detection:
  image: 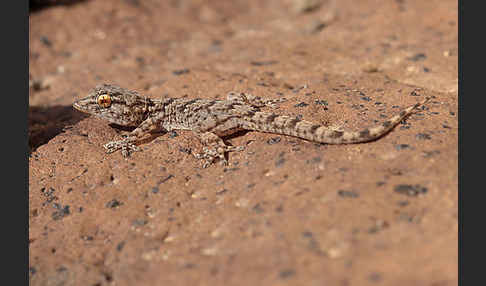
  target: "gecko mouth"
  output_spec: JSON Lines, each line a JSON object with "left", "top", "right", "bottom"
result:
{"left": 72, "top": 101, "right": 86, "bottom": 112}
{"left": 72, "top": 97, "right": 95, "bottom": 113}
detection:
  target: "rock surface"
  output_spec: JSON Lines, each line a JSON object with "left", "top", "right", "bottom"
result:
{"left": 29, "top": 0, "right": 458, "bottom": 285}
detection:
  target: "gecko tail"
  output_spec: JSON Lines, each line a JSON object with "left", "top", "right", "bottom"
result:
{"left": 314, "top": 97, "right": 430, "bottom": 144}
{"left": 244, "top": 98, "right": 429, "bottom": 144}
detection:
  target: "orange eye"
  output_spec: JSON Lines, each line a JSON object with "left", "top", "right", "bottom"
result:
{"left": 97, "top": 94, "right": 112, "bottom": 108}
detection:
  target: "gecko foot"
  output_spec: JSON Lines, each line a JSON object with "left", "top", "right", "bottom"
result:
{"left": 194, "top": 145, "right": 245, "bottom": 168}
{"left": 104, "top": 139, "right": 141, "bottom": 157}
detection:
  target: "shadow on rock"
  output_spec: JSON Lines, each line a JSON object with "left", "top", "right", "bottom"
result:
{"left": 30, "top": 0, "right": 88, "bottom": 13}
{"left": 29, "top": 105, "right": 88, "bottom": 152}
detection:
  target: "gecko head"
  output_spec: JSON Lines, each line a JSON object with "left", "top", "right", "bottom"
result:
{"left": 73, "top": 84, "right": 151, "bottom": 126}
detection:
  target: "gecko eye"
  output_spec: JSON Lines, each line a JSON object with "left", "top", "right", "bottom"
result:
{"left": 97, "top": 94, "right": 112, "bottom": 108}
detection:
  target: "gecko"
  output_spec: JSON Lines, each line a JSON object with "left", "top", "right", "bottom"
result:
{"left": 73, "top": 84, "right": 429, "bottom": 168}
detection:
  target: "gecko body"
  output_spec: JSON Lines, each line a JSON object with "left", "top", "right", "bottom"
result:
{"left": 73, "top": 84, "right": 429, "bottom": 167}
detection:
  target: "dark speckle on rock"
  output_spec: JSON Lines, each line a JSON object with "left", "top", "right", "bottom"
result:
{"left": 394, "top": 184, "right": 428, "bottom": 196}
{"left": 275, "top": 157, "right": 286, "bottom": 167}
{"left": 306, "top": 19, "right": 327, "bottom": 34}
{"left": 252, "top": 203, "right": 264, "bottom": 214}
{"left": 279, "top": 269, "right": 296, "bottom": 279}
{"left": 416, "top": 133, "right": 431, "bottom": 140}
{"left": 169, "top": 131, "right": 178, "bottom": 138}
{"left": 294, "top": 102, "right": 309, "bottom": 108}
{"left": 395, "top": 144, "right": 411, "bottom": 151}
{"left": 368, "top": 220, "right": 389, "bottom": 233}
{"left": 306, "top": 156, "right": 321, "bottom": 164}
{"left": 106, "top": 199, "right": 122, "bottom": 208}
{"left": 223, "top": 167, "right": 240, "bottom": 172}
{"left": 40, "top": 35, "right": 52, "bottom": 47}
{"left": 397, "top": 200, "right": 409, "bottom": 207}
{"left": 302, "top": 231, "right": 313, "bottom": 238}
{"left": 267, "top": 137, "right": 281, "bottom": 145}
{"left": 337, "top": 190, "right": 359, "bottom": 198}
{"left": 250, "top": 60, "right": 278, "bottom": 66}
{"left": 81, "top": 235, "right": 93, "bottom": 241}
{"left": 29, "top": 266, "right": 37, "bottom": 277}
{"left": 136, "top": 56, "right": 145, "bottom": 66}
{"left": 283, "top": 83, "right": 294, "bottom": 90}
{"left": 52, "top": 205, "right": 70, "bottom": 220}
{"left": 410, "top": 89, "right": 422, "bottom": 96}
{"left": 314, "top": 99, "right": 328, "bottom": 106}
{"left": 117, "top": 241, "right": 125, "bottom": 251}
{"left": 423, "top": 150, "right": 440, "bottom": 158}
{"left": 160, "top": 174, "right": 174, "bottom": 184}
{"left": 407, "top": 53, "right": 427, "bottom": 61}
{"left": 398, "top": 212, "right": 418, "bottom": 223}
{"left": 132, "top": 219, "right": 148, "bottom": 227}
{"left": 124, "top": 0, "right": 141, "bottom": 6}
{"left": 172, "top": 68, "right": 190, "bottom": 75}
{"left": 368, "top": 272, "right": 383, "bottom": 282}
{"left": 275, "top": 152, "right": 286, "bottom": 167}
{"left": 184, "top": 263, "right": 196, "bottom": 269}
{"left": 216, "top": 188, "right": 228, "bottom": 195}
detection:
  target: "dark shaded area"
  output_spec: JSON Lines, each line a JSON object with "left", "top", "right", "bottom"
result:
{"left": 30, "top": 0, "right": 88, "bottom": 12}
{"left": 28, "top": 105, "right": 88, "bottom": 152}
{"left": 222, "top": 129, "right": 250, "bottom": 140}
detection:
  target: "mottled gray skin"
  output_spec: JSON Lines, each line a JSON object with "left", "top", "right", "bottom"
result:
{"left": 73, "top": 84, "right": 429, "bottom": 167}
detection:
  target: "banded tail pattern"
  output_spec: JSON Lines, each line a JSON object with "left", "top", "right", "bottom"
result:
{"left": 243, "top": 98, "right": 430, "bottom": 144}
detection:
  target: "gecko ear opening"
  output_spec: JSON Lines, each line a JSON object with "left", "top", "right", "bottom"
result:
{"left": 97, "top": 94, "right": 112, "bottom": 108}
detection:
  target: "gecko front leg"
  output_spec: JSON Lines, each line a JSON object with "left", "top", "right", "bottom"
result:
{"left": 104, "top": 116, "right": 164, "bottom": 157}
{"left": 104, "top": 137, "right": 141, "bottom": 157}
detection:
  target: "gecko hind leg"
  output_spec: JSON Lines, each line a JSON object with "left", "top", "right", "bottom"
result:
{"left": 194, "top": 132, "right": 244, "bottom": 168}
{"left": 226, "top": 92, "right": 286, "bottom": 108}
